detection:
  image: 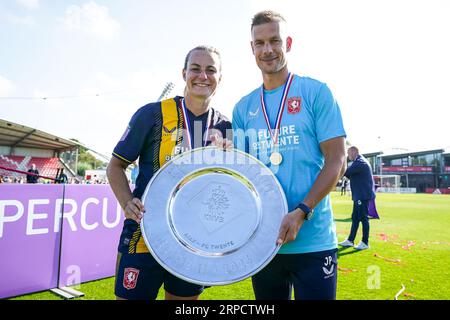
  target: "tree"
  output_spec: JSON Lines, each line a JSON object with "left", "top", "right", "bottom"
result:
{"left": 69, "top": 139, "right": 108, "bottom": 176}
{"left": 76, "top": 162, "right": 92, "bottom": 177}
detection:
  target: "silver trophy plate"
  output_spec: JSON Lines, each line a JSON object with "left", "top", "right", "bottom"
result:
{"left": 140, "top": 147, "right": 288, "bottom": 286}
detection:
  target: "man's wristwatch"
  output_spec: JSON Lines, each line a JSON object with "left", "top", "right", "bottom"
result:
{"left": 295, "top": 202, "right": 314, "bottom": 221}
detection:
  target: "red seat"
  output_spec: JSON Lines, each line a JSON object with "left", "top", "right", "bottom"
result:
{"left": 0, "top": 155, "right": 65, "bottom": 180}
{"left": 29, "top": 157, "right": 63, "bottom": 178}
{"left": 0, "top": 156, "right": 24, "bottom": 177}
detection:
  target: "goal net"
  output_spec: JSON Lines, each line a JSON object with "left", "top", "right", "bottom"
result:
{"left": 373, "top": 175, "right": 401, "bottom": 192}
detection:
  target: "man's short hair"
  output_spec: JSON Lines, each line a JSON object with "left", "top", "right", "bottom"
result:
{"left": 349, "top": 146, "right": 359, "bottom": 153}
{"left": 251, "top": 10, "right": 286, "bottom": 30}
{"left": 183, "top": 45, "right": 222, "bottom": 71}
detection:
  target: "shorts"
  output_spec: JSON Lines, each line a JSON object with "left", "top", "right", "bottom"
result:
{"left": 252, "top": 249, "right": 338, "bottom": 300}
{"left": 114, "top": 252, "right": 204, "bottom": 300}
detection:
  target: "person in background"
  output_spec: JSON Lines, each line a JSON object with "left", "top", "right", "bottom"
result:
{"left": 341, "top": 177, "right": 348, "bottom": 195}
{"left": 26, "top": 163, "right": 39, "bottom": 183}
{"left": 56, "top": 168, "right": 68, "bottom": 184}
{"left": 130, "top": 162, "right": 139, "bottom": 185}
{"left": 339, "top": 146, "right": 376, "bottom": 250}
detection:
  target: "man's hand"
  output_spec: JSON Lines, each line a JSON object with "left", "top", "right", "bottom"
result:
{"left": 276, "top": 209, "right": 305, "bottom": 245}
{"left": 124, "top": 198, "right": 146, "bottom": 223}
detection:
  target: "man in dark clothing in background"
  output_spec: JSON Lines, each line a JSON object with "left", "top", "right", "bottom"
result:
{"left": 56, "top": 168, "right": 68, "bottom": 184}
{"left": 340, "top": 177, "right": 348, "bottom": 195}
{"left": 26, "top": 163, "right": 39, "bottom": 183}
{"left": 339, "top": 146, "right": 375, "bottom": 250}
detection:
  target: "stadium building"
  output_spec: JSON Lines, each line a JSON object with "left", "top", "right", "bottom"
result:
{"left": 0, "top": 118, "right": 80, "bottom": 182}
{"left": 363, "top": 148, "right": 450, "bottom": 194}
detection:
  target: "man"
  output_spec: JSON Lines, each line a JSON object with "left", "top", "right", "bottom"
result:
{"left": 232, "top": 11, "right": 347, "bottom": 300}
{"left": 26, "top": 163, "right": 39, "bottom": 183}
{"left": 107, "top": 45, "right": 231, "bottom": 300}
{"left": 130, "top": 163, "right": 139, "bottom": 185}
{"left": 341, "top": 177, "right": 348, "bottom": 195}
{"left": 56, "top": 168, "right": 68, "bottom": 184}
{"left": 339, "top": 146, "right": 376, "bottom": 250}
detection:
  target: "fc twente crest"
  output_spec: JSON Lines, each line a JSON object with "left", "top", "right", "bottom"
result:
{"left": 287, "top": 97, "right": 301, "bottom": 114}
{"left": 123, "top": 267, "right": 140, "bottom": 290}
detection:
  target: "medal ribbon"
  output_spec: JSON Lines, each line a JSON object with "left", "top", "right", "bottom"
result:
{"left": 180, "top": 98, "right": 212, "bottom": 149}
{"left": 260, "top": 73, "right": 294, "bottom": 148}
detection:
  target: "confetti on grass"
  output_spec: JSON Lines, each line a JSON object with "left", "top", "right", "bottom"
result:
{"left": 373, "top": 253, "right": 402, "bottom": 264}
{"left": 422, "top": 241, "right": 450, "bottom": 246}
{"left": 338, "top": 266, "right": 357, "bottom": 274}
{"left": 376, "top": 233, "right": 399, "bottom": 242}
{"left": 377, "top": 233, "right": 416, "bottom": 250}
{"left": 401, "top": 240, "right": 416, "bottom": 250}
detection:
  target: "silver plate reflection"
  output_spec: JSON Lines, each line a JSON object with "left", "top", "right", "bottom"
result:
{"left": 140, "top": 147, "right": 288, "bottom": 286}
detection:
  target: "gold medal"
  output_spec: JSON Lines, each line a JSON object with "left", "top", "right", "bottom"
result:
{"left": 260, "top": 73, "right": 294, "bottom": 168}
{"left": 270, "top": 152, "right": 283, "bottom": 166}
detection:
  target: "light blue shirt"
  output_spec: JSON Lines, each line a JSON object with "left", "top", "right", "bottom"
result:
{"left": 232, "top": 75, "right": 346, "bottom": 254}
{"left": 131, "top": 166, "right": 139, "bottom": 185}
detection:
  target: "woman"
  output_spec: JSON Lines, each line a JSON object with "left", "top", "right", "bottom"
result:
{"left": 107, "top": 45, "right": 231, "bottom": 300}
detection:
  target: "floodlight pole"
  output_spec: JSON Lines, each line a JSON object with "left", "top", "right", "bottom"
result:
{"left": 157, "top": 82, "right": 175, "bottom": 101}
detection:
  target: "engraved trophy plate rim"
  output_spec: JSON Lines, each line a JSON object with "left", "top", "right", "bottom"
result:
{"left": 140, "top": 147, "right": 288, "bottom": 286}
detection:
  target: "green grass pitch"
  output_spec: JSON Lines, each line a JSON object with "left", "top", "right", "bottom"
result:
{"left": 11, "top": 192, "right": 450, "bottom": 300}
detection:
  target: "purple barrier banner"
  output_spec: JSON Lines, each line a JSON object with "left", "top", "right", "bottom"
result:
{"left": 0, "top": 184, "right": 125, "bottom": 299}
{"left": 0, "top": 184, "right": 64, "bottom": 298}
{"left": 58, "top": 185, "right": 124, "bottom": 287}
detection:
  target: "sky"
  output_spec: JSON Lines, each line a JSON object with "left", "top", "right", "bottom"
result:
{"left": 1, "top": 0, "right": 449, "bottom": 157}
